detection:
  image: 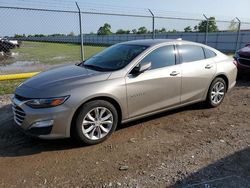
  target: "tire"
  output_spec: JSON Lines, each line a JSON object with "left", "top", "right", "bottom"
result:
{"left": 206, "top": 77, "right": 227, "bottom": 108}
{"left": 73, "top": 100, "right": 118, "bottom": 145}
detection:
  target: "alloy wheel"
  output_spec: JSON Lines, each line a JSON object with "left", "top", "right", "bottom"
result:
{"left": 81, "top": 107, "right": 113, "bottom": 140}
{"left": 211, "top": 81, "right": 225, "bottom": 104}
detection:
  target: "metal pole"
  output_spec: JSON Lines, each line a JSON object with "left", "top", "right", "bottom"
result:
{"left": 75, "top": 2, "right": 84, "bottom": 61}
{"left": 148, "top": 9, "right": 155, "bottom": 39}
{"left": 235, "top": 17, "right": 241, "bottom": 53}
{"left": 203, "top": 14, "right": 208, "bottom": 45}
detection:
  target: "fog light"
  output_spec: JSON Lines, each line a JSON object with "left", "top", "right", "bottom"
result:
{"left": 29, "top": 120, "right": 54, "bottom": 129}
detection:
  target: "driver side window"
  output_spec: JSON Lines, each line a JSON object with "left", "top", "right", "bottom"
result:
{"left": 140, "top": 45, "right": 176, "bottom": 70}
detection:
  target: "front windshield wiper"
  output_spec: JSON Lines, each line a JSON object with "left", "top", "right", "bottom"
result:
{"left": 82, "top": 64, "right": 112, "bottom": 71}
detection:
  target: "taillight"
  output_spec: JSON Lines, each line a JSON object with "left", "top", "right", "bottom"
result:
{"left": 233, "top": 59, "right": 238, "bottom": 67}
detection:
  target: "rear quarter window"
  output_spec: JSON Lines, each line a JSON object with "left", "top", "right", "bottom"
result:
{"left": 178, "top": 45, "right": 205, "bottom": 63}
{"left": 204, "top": 48, "right": 217, "bottom": 59}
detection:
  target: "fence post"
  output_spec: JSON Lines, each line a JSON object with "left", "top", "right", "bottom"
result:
{"left": 148, "top": 9, "right": 155, "bottom": 39}
{"left": 235, "top": 17, "right": 241, "bottom": 53}
{"left": 75, "top": 2, "right": 84, "bottom": 61}
{"left": 203, "top": 14, "right": 208, "bottom": 45}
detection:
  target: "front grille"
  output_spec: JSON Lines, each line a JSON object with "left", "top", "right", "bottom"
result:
{"left": 239, "top": 54, "right": 250, "bottom": 59}
{"left": 238, "top": 58, "right": 250, "bottom": 67}
{"left": 12, "top": 102, "right": 26, "bottom": 126}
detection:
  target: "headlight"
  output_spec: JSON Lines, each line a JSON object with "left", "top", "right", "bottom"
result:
{"left": 25, "top": 96, "right": 69, "bottom": 108}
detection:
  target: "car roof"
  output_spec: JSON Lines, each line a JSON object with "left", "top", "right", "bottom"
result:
{"left": 120, "top": 39, "right": 223, "bottom": 56}
{"left": 121, "top": 39, "right": 189, "bottom": 46}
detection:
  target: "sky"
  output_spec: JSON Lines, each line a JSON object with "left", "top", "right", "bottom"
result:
{"left": 0, "top": 0, "right": 250, "bottom": 36}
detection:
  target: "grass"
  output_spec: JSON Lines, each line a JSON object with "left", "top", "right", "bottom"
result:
{"left": 0, "top": 79, "right": 25, "bottom": 95}
{"left": 4, "top": 41, "right": 106, "bottom": 65}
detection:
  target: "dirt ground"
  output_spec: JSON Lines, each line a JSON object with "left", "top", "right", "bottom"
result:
{"left": 0, "top": 77, "right": 250, "bottom": 188}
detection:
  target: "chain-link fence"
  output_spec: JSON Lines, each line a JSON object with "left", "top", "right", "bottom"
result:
{"left": 0, "top": 4, "right": 250, "bottom": 75}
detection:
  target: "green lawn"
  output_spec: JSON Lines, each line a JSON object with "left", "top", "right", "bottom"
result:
{"left": 0, "top": 79, "right": 25, "bottom": 95}
{"left": 5, "top": 41, "right": 106, "bottom": 65}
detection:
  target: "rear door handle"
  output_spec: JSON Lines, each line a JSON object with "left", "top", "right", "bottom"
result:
{"left": 170, "top": 71, "right": 180, "bottom": 76}
{"left": 205, "top": 64, "right": 213, "bottom": 69}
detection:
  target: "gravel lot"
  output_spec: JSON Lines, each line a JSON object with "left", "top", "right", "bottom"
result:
{"left": 0, "top": 77, "right": 249, "bottom": 188}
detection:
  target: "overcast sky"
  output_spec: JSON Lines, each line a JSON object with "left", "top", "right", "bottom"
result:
{"left": 1, "top": 0, "right": 250, "bottom": 36}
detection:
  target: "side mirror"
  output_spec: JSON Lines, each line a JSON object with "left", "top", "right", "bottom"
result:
{"left": 130, "top": 62, "right": 151, "bottom": 75}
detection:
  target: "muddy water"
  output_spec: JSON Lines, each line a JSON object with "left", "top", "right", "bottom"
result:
{"left": 0, "top": 53, "right": 69, "bottom": 74}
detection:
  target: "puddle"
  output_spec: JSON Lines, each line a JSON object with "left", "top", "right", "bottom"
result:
{"left": 11, "top": 52, "right": 19, "bottom": 57}
{"left": 0, "top": 60, "right": 70, "bottom": 74}
{"left": 1, "top": 61, "right": 38, "bottom": 67}
{"left": 0, "top": 61, "right": 40, "bottom": 73}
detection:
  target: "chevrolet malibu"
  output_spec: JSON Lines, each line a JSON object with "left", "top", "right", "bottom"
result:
{"left": 12, "top": 39, "right": 237, "bottom": 145}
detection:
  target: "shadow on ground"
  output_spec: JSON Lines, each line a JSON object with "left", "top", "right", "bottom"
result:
{"left": 170, "top": 147, "right": 250, "bottom": 188}
{"left": 0, "top": 100, "right": 208, "bottom": 158}
{"left": 236, "top": 74, "right": 250, "bottom": 87}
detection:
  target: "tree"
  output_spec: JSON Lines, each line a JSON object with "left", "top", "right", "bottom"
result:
{"left": 193, "top": 25, "right": 198, "bottom": 32}
{"left": 184, "top": 26, "right": 192, "bottom": 32}
{"left": 159, "top": 28, "right": 166, "bottom": 33}
{"left": 116, "top": 29, "right": 130, "bottom": 34}
{"left": 67, "top": 31, "right": 75, "bottom": 36}
{"left": 155, "top": 28, "right": 167, "bottom": 33}
{"left": 137, "top": 26, "right": 147, "bottom": 34}
{"left": 132, "top": 29, "right": 137, "bottom": 34}
{"left": 14, "top": 34, "right": 26, "bottom": 38}
{"left": 195, "top": 17, "right": 218, "bottom": 32}
{"left": 97, "top": 23, "right": 112, "bottom": 35}
{"left": 228, "top": 19, "right": 238, "bottom": 31}
{"left": 168, "top": 29, "right": 177, "bottom": 33}
{"left": 50, "top": 33, "right": 65, "bottom": 37}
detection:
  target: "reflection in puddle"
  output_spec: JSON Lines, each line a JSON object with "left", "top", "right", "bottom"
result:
{"left": 8, "top": 61, "right": 38, "bottom": 66}
{"left": 0, "top": 61, "right": 40, "bottom": 73}
{"left": 0, "top": 61, "right": 38, "bottom": 67}
{"left": 0, "top": 53, "right": 76, "bottom": 74}
{"left": 11, "top": 52, "right": 19, "bottom": 57}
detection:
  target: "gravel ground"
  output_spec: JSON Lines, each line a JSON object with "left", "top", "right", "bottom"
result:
{"left": 0, "top": 78, "right": 249, "bottom": 188}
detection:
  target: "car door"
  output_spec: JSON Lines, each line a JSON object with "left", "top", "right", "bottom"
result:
{"left": 125, "top": 45, "right": 181, "bottom": 118}
{"left": 178, "top": 44, "right": 216, "bottom": 104}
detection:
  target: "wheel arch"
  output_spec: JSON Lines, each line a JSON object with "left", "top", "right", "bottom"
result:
{"left": 70, "top": 96, "right": 123, "bottom": 137}
{"left": 213, "top": 74, "right": 229, "bottom": 91}
{"left": 203, "top": 74, "right": 229, "bottom": 101}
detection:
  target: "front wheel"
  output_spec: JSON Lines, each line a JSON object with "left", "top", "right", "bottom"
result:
{"left": 206, "top": 77, "right": 226, "bottom": 107}
{"left": 74, "top": 100, "right": 118, "bottom": 145}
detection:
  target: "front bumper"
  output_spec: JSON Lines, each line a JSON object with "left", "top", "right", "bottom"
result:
{"left": 11, "top": 95, "right": 74, "bottom": 139}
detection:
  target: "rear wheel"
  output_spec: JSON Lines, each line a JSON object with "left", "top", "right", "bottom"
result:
{"left": 74, "top": 100, "right": 118, "bottom": 145}
{"left": 206, "top": 77, "right": 226, "bottom": 107}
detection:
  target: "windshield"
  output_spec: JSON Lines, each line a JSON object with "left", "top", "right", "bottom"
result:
{"left": 81, "top": 44, "right": 148, "bottom": 71}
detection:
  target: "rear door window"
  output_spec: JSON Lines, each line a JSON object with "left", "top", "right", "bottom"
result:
{"left": 178, "top": 45, "right": 205, "bottom": 63}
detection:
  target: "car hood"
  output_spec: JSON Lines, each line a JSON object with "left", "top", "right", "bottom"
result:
{"left": 21, "top": 64, "right": 111, "bottom": 90}
{"left": 237, "top": 45, "right": 250, "bottom": 57}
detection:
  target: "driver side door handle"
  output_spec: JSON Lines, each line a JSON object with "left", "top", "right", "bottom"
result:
{"left": 205, "top": 64, "right": 213, "bottom": 69}
{"left": 170, "top": 71, "right": 180, "bottom": 76}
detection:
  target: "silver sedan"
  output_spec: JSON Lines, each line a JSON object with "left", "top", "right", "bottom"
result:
{"left": 12, "top": 39, "right": 237, "bottom": 145}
